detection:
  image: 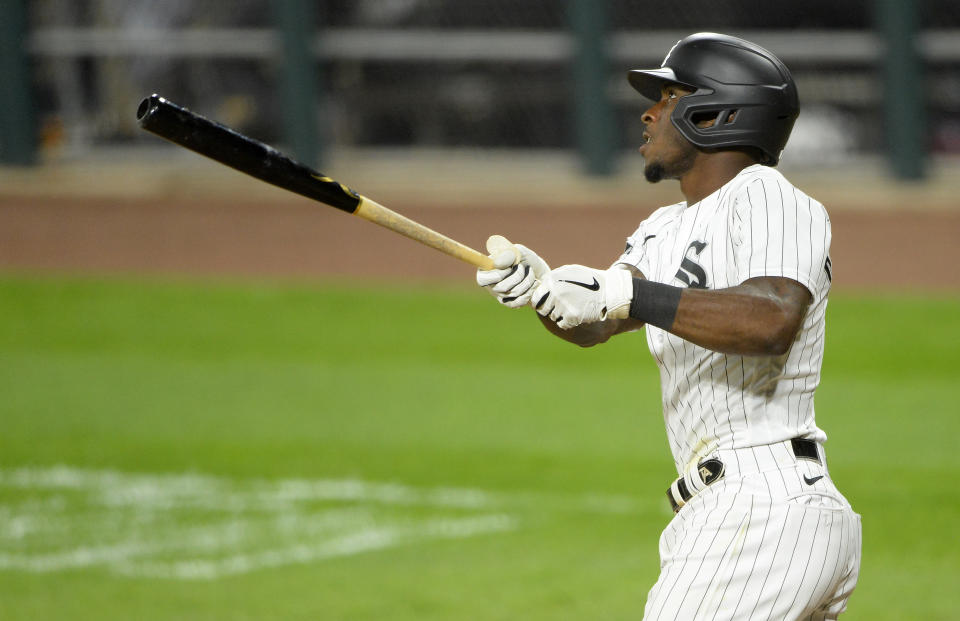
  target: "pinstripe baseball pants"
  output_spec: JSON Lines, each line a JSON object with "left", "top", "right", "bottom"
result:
{"left": 643, "top": 441, "right": 861, "bottom": 620}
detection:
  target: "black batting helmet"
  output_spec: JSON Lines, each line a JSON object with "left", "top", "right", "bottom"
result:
{"left": 628, "top": 32, "right": 799, "bottom": 166}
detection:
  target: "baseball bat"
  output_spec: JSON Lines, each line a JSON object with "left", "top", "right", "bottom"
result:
{"left": 136, "top": 94, "right": 507, "bottom": 270}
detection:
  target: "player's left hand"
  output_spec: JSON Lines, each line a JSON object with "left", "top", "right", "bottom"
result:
{"left": 531, "top": 265, "right": 633, "bottom": 329}
{"left": 477, "top": 241, "right": 550, "bottom": 308}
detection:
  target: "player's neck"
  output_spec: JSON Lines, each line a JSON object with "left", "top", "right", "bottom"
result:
{"left": 679, "top": 152, "right": 758, "bottom": 205}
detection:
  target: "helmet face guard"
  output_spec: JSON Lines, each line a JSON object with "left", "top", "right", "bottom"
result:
{"left": 628, "top": 33, "right": 799, "bottom": 166}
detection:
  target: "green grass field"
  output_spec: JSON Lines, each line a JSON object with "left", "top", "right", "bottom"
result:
{"left": 0, "top": 275, "right": 957, "bottom": 620}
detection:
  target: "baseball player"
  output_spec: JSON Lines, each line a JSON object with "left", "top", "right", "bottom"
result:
{"left": 479, "top": 33, "right": 861, "bottom": 619}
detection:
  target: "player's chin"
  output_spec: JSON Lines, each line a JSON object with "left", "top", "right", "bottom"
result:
{"left": 644, "top": 161, "right": 665, "bottom": 183}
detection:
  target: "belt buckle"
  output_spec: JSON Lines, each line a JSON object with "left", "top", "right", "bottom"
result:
{"left": 697, "top": 458, "right": 725, "bottom": 486}
{"left": 666, "top": 458, "right": 725, "bottom": 513}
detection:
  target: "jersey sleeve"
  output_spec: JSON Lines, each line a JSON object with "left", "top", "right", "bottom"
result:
{"left": 611, "top": 224, "right": 649, "bottom": 274}
{"left": 610, "top": 204, "right": 678, "bottom": 276}
{"left": 732, "top": 175, "right": 832, "bottom": 297}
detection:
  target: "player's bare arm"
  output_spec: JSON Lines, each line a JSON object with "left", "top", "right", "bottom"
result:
{"left": 668, "top": 275, "right": 812, "bottom": 355}
{"left": 530, "top": 264, "right": 813, "bottom": 356}
{"left": 533, "top": 269, "right": 810, "bottom": 355}
{"left": 536, "top": 312, "right": 642, "bottom": 347}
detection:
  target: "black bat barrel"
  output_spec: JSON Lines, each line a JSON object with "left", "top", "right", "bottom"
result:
{"left": 136, "top": 94, "right": 361, "bottom": 213}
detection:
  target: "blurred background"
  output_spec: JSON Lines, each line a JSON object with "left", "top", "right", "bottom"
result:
{"left": 3, "top": 0, "right": 959, "bottom": 282}
{"left": 3, "top": 0, "right": 960, "bottom": 177}
{"left": 1, "top": 2, "right": 958, "bottom": 620}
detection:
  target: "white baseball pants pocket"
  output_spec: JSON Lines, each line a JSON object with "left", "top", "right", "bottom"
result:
{"left": 642, "top": 485, "right": 861, "bottom": 620}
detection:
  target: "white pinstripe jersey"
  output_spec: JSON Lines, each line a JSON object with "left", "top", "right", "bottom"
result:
{"left": 614, "top": 164, "right": 833, "bottom": 475}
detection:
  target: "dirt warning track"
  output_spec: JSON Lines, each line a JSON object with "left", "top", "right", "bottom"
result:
{"left": 1, "top": 194, "right": 958, "bottom": 292}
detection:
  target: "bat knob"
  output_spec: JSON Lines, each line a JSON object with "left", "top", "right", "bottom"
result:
{"left": 486, "top": 235, "right": 522, "bottom": 266}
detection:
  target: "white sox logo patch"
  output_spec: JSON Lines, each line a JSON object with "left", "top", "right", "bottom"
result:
{"left": 675, "top": 240, "right": 708, "bottom": 289}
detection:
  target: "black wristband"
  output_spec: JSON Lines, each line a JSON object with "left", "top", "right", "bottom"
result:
{"left": 628, "top": 279, "right": 683, "bottom": 330}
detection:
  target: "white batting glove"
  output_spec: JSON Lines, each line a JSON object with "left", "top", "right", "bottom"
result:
{"left": 531, "top": 265, "right": 633, "bottom": 329}
{"left": 477, "top": 239, "right": 550, "bottom": 308}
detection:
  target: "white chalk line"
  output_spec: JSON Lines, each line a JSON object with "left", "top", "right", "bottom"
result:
{"left": 1, "top": 512, "right": 516, "bottom": 579}
{"left": 0, "top": 465, "right": 644, "bottom": 580}
{"left": 0, "top": 465, "right": 644, "bottom": 517}
{"left": 116, "top": 514, "right": 516, "bottom": 580}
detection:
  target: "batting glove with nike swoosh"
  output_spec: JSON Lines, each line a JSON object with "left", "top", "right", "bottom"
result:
{"left": 531, "top": 265, "right": 633, "bottom": 329}
{"left": 477, "top": 243, "right": 551, "bottom": 308}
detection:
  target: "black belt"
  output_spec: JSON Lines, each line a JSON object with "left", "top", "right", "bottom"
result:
{"left": 666, "top": 438, "right": 821, "bottom": 513}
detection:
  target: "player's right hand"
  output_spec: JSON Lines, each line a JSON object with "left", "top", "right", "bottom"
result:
{"left": 531, "top": 264, "right": 633, "bottom": 329}
{"left": 477, "top": 242, "right": 550, "bottom": 308}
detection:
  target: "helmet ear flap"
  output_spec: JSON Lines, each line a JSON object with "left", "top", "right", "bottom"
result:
{"left": 669, "top": 83, "right": 797, "bottom": 165}
{"left": 687, "top": 109, "right": 739, "bottom": 129}
{"left": 720, "top": 109, "right": 740, "bottom": 125}
{"left": 689, "top": 110, "right": 720, "bottom": 127}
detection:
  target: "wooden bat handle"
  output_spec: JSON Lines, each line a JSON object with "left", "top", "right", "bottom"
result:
{"left": 356, "top": 198, "right": 494, "bottom": 270}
